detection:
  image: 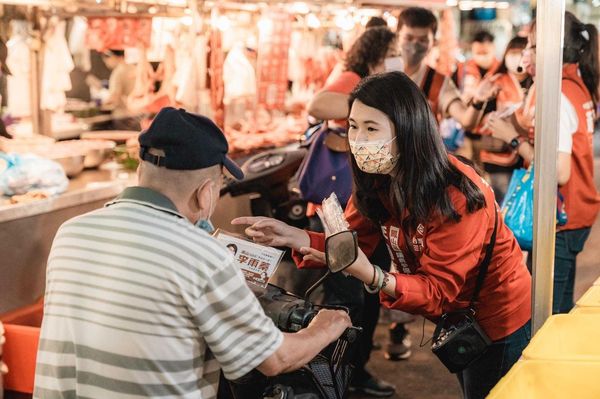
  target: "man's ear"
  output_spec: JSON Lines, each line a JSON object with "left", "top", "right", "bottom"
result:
{"left": 190, "top": 181, "right": 212, "bottom": 218}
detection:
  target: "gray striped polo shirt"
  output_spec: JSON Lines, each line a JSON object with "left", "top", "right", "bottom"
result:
{"left": 33, "top": 187, "right": 283, "bottom": 398}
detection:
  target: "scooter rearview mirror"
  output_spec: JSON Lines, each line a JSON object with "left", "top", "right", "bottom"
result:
{"left": 303, "top": 230, "right": 358, "bottom": 304}
{"left": 325, "top": 230, "right": 358, "bottom": 274}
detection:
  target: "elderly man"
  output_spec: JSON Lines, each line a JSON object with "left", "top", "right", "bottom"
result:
{"left": 33, "top": 107, "right": 350, "bottom": 398}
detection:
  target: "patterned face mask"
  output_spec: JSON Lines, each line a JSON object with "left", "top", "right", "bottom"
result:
{"left": 349, "top": 137, "right": 398, "bottom": 174}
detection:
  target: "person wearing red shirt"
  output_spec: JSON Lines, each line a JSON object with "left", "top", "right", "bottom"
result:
{"left": 234, "top": 72, "right": 531, "bottom": 399}
{"left": 487, "top": 12, "right": 600, "bottom": 314}
{"left": 305, "top": 26, "right": 399, "bottom": 397}
{"left": 308, "top": 8, "right": 501, "bottom": 366}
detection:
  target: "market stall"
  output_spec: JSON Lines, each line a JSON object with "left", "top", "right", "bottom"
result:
{"left": 0, "top": 0, "right": 414, "bottom": 315}
{"left": 0, "top": 0, "right": 537, "bottom": 328}
{"left": 3, "top": 1, "right": 595, "bottom": 398}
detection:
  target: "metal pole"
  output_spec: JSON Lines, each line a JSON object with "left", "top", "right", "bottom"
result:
{"left": 531, "top": 0, "right": 565, "bottom": 334}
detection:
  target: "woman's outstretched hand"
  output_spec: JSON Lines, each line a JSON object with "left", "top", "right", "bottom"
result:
{"left": 231, "top": 216, "right": 311, "bottom": 250}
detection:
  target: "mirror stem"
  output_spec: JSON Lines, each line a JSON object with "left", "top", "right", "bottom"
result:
{"left": 304, "top": 270, "right": 331, "bottom": 305}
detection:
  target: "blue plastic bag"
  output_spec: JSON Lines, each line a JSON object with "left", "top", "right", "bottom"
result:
{"left": 439, "top": 118, "right": 465, "bottom": 153}
{"left": 0, "top": 152, "right": 69, "bottom": 196}
{"left": 501, "top": 165, "right": 568, "bottom": 251}
{"left": 502, "top": 166, "right": 534, "bottom": 250}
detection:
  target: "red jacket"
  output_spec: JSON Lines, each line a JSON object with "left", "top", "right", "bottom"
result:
{"left": 293, "top": 156, "right": 531, "bottom": 341}
{"left": 479, "top": 72, "right": 526, "bottom": 167}
{"left": 558, "top": 64, "right": 600, "bottom": 231}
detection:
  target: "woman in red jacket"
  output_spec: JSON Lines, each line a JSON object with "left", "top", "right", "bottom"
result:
{"left": 234, "top": 72, "right": 531, "bottom": 399}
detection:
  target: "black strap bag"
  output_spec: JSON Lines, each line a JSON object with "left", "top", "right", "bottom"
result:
{"left": 431, "top": 208, "right": 499, "bottom": 373}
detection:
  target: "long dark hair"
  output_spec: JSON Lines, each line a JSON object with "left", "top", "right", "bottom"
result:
{"left": 345, "top": 27, "right": 396, "bottom": 78}
{"left": 348, "top": 72, "right": 486, "bottom": 231}
{"left": 563, "top": 11, "right": 599, "bottom": 105}
{"left": 496, "top": 36, "right": 528, "bottom": 75}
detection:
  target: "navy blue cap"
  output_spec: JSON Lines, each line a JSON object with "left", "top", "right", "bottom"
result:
{"left": 138, "top": 107, "right": 243, "bottom": 179}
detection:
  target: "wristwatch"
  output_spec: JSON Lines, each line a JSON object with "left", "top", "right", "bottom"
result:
{"left": 470, "top": 99, "right": 485, "bottom": 111}
{"left": 509, "top": 136, "right": 525, "bottom": 150}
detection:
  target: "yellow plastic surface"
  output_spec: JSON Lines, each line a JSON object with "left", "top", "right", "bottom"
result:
{"left": 576, "top": 286, "right": 600, "bottom": 308}
{"left": 594, "top": 276, "right": 600, "bottom": 286}
{"left": 571, "top": 306, "right": 600, "bottom": 315}
{"left": 488, "top": 360, "right": 600, "bottom": 399}
{"left": 522, "top": 314, "right": 600, "bottom": 361}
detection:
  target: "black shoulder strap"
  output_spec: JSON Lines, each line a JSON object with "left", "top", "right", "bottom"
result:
{"left": 422, "top": 67, "right": 437, "bottom": 98}
{"left": 470, "top": 207, "right": 499, "bottom": 309}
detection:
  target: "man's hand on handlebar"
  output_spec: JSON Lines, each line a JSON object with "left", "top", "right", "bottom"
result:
{"left": 257, "top": 307, "right": 352, "bottom": 377}
{"left": 231, "top": 216, "right": 310, "bottom": 250}
{"left": 308, "top": 309, "right": 352, "bottom": 342}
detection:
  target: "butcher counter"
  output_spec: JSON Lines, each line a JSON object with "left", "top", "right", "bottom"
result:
{"left": 0, "top": 169, "right": 132, "bottom": 314}
{"left": 0, "top": 166, "right": 254, "bottom": 315}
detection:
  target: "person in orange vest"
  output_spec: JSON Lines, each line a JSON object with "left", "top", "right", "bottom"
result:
{"left": 454, "top": 31, "right": 501, "bottom": 97}
{"left": 454, "top": 31, "right": 502, "bottom": 167}
{"left": 487, "top": 11, "right": 600, "bottom": 314}
{"left": 310, "top": 9, "right": 498, "bottom": 130}
{"left": 474, "top": 36, "right": 532, "bottom": 203}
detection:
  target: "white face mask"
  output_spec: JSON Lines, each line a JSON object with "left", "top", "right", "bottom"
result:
{"left": 384, "top": 56, "right": 404, "bottom": 72}
{"left": 349, "top": 137, "right": 398, "bottom": 174}
{"left": 505, "top": 53, "right": 523, "bottom": 74}
{"left": 473, "top": 54, "right": 495, "bottom": 69}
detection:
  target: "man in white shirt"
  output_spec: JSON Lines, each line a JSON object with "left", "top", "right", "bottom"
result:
{"left": 34, "top": 107, "right": 351, "bottom": 399}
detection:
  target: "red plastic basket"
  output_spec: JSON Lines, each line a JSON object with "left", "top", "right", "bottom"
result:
{"left": 1, "top": 298, "right": 44, "bottom": 394}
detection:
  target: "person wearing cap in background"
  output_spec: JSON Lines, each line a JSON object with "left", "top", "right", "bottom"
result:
{"left": 33, "top": 107, "right": 351, "bottom": 399}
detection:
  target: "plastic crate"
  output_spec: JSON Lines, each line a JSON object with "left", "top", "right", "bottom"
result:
{"left": 522, "top": 314, "right": 600, "bottom": 361}
{"left": 488, "top": 360, "right": 600, "bottom": 399}
{"left": 576, "top": 286, "right": 600, "bottom": 308}
{"left": 0, "top": 299, "right": 43, "bottom": 394}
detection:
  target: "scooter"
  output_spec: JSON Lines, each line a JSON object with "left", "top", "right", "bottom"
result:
{"left": 220, "top": 123, "right": 322, "bottom": 229}
{"left": 226, "top": 231, "right": 362, "bottom": 399}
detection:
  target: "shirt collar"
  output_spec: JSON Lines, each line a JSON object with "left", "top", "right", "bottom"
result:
{"left": 409, "top": 63, "right": 429, "bottom": 86}
{"left": 106, "top": 186, "right": 185, "bottom": 219}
